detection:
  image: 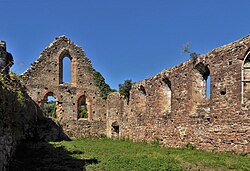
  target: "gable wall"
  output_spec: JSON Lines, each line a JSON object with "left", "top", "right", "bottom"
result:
{"left": 21, "top": 36, "right": 107, "bottom": 137}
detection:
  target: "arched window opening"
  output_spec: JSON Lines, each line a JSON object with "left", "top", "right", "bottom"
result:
{"left": 59, "top": 49, "right": 73, "bottom": 84}
{"left": 62, "top": 56, "right": 71, "bottom": 83}
{"left": 193, "top": 63, "right": 210, "bottom": 103}
{"left": 162, "top": 77, "right": 172, "bottom": 113}
{"left": 242, "top": 52, "right": 250, "bottom": 106}
{"left": 78, "top": 95, "right": 88, "bottom": 119}
{"left": 43, "top": 93, "right": 57, "bottom": 118}
{"left": 206, "top": 75, "right": 211, "bottom": 98}
{"left": 138, "top": 85, "right": 146, "bottom": 95}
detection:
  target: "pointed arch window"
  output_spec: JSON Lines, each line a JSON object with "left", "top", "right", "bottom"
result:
{"left": 242, "top": 51, "right": 250, "bottom": 105}
{"left": 59, "top": 50, "right": 75, "bottom": 84}
{"left": 62, "top": 56, "right": 71, "bottom": 83}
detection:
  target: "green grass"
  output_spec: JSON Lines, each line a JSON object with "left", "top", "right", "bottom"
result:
{"left": 51, "top": 138, "right": 250, "bottom": 171}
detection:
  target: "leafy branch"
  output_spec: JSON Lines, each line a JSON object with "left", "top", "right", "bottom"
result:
{"left": 182, "top": 42, "right": 199, "bottom": 61}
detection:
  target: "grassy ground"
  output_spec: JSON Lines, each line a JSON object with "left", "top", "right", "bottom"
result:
{"left": 51, "top": 138, "right": 250, "bottom": 171}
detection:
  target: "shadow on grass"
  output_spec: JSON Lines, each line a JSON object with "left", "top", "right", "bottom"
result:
{"left": 9, "top": 141, "right": 99, "bottom": 171}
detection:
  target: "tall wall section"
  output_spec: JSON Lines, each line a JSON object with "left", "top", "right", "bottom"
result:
{"left": 106, "top": 35, "right": 250, "bottom": 153}
{"left": 0, "top": 73, "right": 39, "bottom": 170}
{"left": 21, "top": 36, "right": 107, "bottom": 138}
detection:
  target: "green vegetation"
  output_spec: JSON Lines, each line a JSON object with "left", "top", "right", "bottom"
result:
{"left": 78, "top": 105, "right": 88, "bottom": 118}
{"left": 182, "top": 42, "right": 199, "bottom": 61}
{"left": 51, "top": 138, "right": 250, "bottom": 171}
{"left": 119, "top": 79, "right": 132, "bottom": 102}
{"left": 93, "top": 69, "right": 116, "bottom": 99}
{"left": 43, "top": 101, "right": 56, "bottom": 118}
{"left": 0, "top": 71, "right": 26, "bottom": 106}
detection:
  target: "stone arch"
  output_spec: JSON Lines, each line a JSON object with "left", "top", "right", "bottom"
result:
{"left": 59, "top": 49, "right": 77, "bottom": 84}
{"left": 242, "top": 51, "right": 250, "bottom": 106}
{"left": 161, "top": 77, "right": 172, "bottom": 114}
{"left": 77, "top": 95, "right": 92, "bottom": 119}
{"left": 193, "top": 62, "right": 210, "bottom": 106}
{"left": 42, "top": 92, "right": 58, "bottom": 118}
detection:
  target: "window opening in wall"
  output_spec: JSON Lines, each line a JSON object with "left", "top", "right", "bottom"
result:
{"left": 162, "top": 77, "right": 172, "bottom": 113}
{"left": 63, "top": 56, "right": 71, "bottom": 83}
{"left": 242, "top": 51, "right": 250, "bottom": 105}
{"left": 194, "top": 63, "right": 210, "bottom": 101}
{"left": 44, "top": 95, "right": 56, "bottom": 118}
{"left": 111, "top": 121, "right": 119, "bottom": 134}
{"left": 206, "top": 75, "right": 211, "bottom": 98}
{"left": 139, "top": 85, "right": 146, "bottom": 95}
{"left": 78, "top": 95, "right": 88, "bottom": 119}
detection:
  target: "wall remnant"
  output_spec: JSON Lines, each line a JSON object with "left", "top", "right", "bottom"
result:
{"left": 106, "top": 35, "right": 250, "bottom": 153}
{"left": 0, "top": 70, "right": 67, "bottom": 170}
{"left": 21, "top": 35, "right": 250, "bottom": 153}
{"left": 21, "top": 36, "right": 107, "bottom": 138}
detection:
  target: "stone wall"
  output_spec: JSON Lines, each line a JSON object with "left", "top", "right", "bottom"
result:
{"left": 0, "top": 43, "right": 70, "bottom": 170}
{"left": 0, "top": 75, "right": 38, "bottom": 170}
{"left": 21, "top": 36, "right": 107, "bottom": 138}
{"left": 106, "top": 35, "right": 250, "bottom": 153}
{"left": 21, "top": 35, "right": 250, "bottom": 153}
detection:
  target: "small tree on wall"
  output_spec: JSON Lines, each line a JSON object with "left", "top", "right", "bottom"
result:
{"left": 119, "top": 79, "right": 133, "bottom": 103}
{"left": 182, "top": 42, "right": 199, "bottom": 62}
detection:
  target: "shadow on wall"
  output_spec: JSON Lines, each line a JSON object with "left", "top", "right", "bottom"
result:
{"left": 9, "top": 142, "right": 98, "bottom": 171}
{"left": 9, "top": 91, "right": 99, "bottom": 170}
{"left": 0, "top": 76, "right": 71, "bottom": 170}
{"left": 21, "top": 86, "right": 70, "bottom": 142}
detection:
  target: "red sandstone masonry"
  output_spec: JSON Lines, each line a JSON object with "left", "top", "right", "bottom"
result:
{"left": 107, "top": 35, "right": 250, "bottom": 153}
{"left": 21, "top": 36, "right": 107, "bottom": 138}
{"left": 21, "top": 35, "right": 250, "bottom": 153}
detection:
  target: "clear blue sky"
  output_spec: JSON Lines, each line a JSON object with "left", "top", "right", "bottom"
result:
{"left": 1, "top": 0, "right": 250, "bottom": 89}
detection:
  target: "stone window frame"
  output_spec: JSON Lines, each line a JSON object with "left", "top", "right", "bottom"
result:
{"left": 241, "top": 51, "right": 250, "bottom": 105}
{"left": 191, "top": 62, "right": 211, "bottom": 113}
{"left": 162, "top": 77, "right": 172, "bottom": 113}
{"left": 138, "top": 85, "right": 146, "bottom": 96}
{"left": 193, "top": 62, "right": 210, "bottom": 100}
{"left": 42, "top": 91, "right": 58, "bottom": 118}
{"left": 59, "top": 49, "right": 77, "bottom": 84}
{"left": 77, "top": 95, "right": 92, "bottom": 120}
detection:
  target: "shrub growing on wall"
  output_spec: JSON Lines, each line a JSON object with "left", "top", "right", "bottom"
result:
{"left": 119, "top": 79, "right": 132, "bottom": 103}
{"left": 93, "top": 69, "right": 116, "bottom": 99}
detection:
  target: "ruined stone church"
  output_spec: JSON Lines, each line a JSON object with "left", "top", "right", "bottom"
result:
{"left": 21, "top": 35, "right": 250, "bottom": 153}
